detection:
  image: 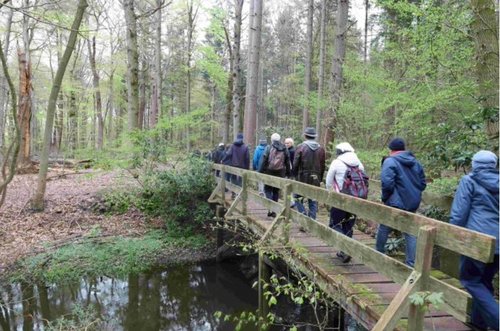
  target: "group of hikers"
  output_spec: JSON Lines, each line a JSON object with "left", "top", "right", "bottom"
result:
{"left": 211, "top": 127, "right": 499, "bottom": 331}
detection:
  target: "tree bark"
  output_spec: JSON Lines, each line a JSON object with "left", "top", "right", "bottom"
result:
{"left": 32, "top": 0, "right": 88, "bottom": 211}
{"left": 231, "top": 0, "right": 244, "bottom": 142}
{"left": 16, "top": 49, "right": 32, "bottom": 166}
{"left": 0, "top": 7, "right": 12, "bottom": 151}
{"left": 323, "top": 0, "right": 348, "bottom": 150}
{"left": 243, "top": 0, "right": 263, "bottom": 149}
{"left": 150, "top": 0, "right": 162, "bottom": 128}
{"left": 316, "top": 0, "right": 326, "bottom": 138}
{"left": 88, "top": 35, "right": 104, "bottom": 149}
{"left": 470, "top": 0, "right": 499, "bottom": 150}
{"left": 303, "top": 0, "right": 313, "bottom": 131}
{"left": 185, "top": 0, "right": 198, "bottom": 151}
{"left": 123, "top": 0, "right": 140, "bottom": 131}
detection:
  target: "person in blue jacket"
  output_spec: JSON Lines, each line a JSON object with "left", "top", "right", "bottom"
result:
{"left": 375, "top": 137, "right": 427, "bottom": 267}
{"left": 450, "top": 150, "right": 499, "bottom": 331}
{"left": 253, "top": 138, "right": 268, "bottom": 196}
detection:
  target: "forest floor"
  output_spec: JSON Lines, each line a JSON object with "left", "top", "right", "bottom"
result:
{"left": 0, "top": 168, "right": 166, "bottom": 273}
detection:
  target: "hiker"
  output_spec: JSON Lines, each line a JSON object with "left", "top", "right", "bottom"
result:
{"left": 284, "top": 137, "right": 296, "bottom": 167}
{"left": 222, "top": 133, "right": 250, "bottom": 197}
{"left": 211, "top": 142, "right": 226, "bottom": 177}
{"left": 259, "top": 133, "right": 290, "bottom": 217}
{"left": 450, "top": 150, "right": 499, "bottom": 331}
{"left": 325, "top": 142, "right": 368, "bottom": 263}
{"left": 292, "top": 127, "right": 326, "bottom": 220}
{"left": 375, "top": 137, "right": 426, "bottom": 267}
{"left": 253, "top": 138, "right": 268, "bottom": 196}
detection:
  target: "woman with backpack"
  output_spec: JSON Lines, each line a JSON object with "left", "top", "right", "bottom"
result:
{"left": 258, "top": 133, "right": 290, "bottom": 217}
{"left": 325, "top": 142, "right": 367, "bottom": 263}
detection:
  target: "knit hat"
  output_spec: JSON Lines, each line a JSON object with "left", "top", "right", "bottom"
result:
{"left": 472, "top": 150, "right": 498, "bottom": 170}
{"left": 388, "top": 137, "right": 405, "bottom": 151}
{"left": 304, "top": 127, "right": 317, "bottom": 138}
{"left": 236, "top": 133, "right": 243, "bottom": 140}
{"left": 335, "top": 142, "right": 354, "bottom": 154}
{"left": 271, "top": 133, "right": 281, "bottom": 142}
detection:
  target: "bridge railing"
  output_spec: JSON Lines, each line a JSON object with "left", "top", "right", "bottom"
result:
{"left": 209, "top": 164, "right": 495, "bottom": 331}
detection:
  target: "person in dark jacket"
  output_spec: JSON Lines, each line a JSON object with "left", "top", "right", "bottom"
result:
{"left": 292, "top": 127, "right": 326, "bottom": 220}
{"left": 211, "top": 143, "right": 226, "bottom": 177}
{"left": 222, "top": 133, "right": 250, "bottom": 192}
{"left": 253, "top": 138, "right": 268, "bottom": 196}
{"left": 450, "top": 150, "right": 499, "bottom": 331}
{"left": 375, "top": 137, "right": 426, "bottom": 267}
{"left": 259, "top": 133, "right": 290, "bottom": 217}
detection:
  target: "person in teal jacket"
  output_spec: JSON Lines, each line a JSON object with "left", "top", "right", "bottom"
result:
{"left": 450, "top": 150, "right": 499, "bottom": 331}
{"left": 253, "top": 138, "right": 267, "bottom": 196}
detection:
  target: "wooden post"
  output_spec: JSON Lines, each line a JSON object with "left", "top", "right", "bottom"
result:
{"left": 241, "top": 172, "right": 248, "bottom": 215}
{"left": 258, "top": 251, "right": 271, "bottom": 323}
{"left": 283, "top": 183, "right": 292, "bottom": 243}
{"left": 220, "top": 165, "right": 226, "bottom": 205}
{"left": 216, "top": 205, "right": 225, "bottom": 262}
{"left": 408, "top": 226, "right": 436, "bottom": 331}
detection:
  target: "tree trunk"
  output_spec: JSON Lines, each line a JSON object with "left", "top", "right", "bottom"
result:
{"left": 243, "top": 0, "right": 263, "bottom": 149}
{"left": 185, "top": 0, "right": 198, "bottom": 151}
{"left": 0, "top": 7, "right": 13, "bottom": 151}
{"left": 88, "top": 36, "right": 104, "bottom": 149}
{"left": 32, "top": 0, "right": 88, "bottom": 211}
{"left": 303, "top": 0, "right": 313, "bottom": 131}
{"left": 471, "top": 0, "right": 499, "bottom": 150}
{"left": 138, "top": 66, "right": 146, "bottom": 130}
{"left": 150, "top": 0, "right": 162, "bottom": 128}
{"left": 323, "top": 0, "right": 348, "bottom": 150}
{"left": 316, "top": 0, "right": 326, "bottom": 138}
{"left": 123, "top": 0, "right": 139, "bottom": 131}
{"left": 16, "top": 49, "right": 32, "bottom": 167}
{"left": 231, "top": 0, "right": 244, "bottom": 142}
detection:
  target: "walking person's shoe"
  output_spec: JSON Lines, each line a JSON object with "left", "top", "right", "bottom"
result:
{"left": 267, "top": 211, "right": 276, "bottom": 218}
{"left": 336, "top": 251, "right": 352, "bottom": 263}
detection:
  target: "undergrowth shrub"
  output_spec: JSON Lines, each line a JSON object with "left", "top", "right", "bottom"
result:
{"left": 137, "top": 156, "right": 215, "bottom": 236}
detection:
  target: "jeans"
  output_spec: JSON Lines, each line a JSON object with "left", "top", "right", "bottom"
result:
{"left": 460, "top": 255, "right": 499, "bottom": 330}
{"left": 375, "top": 223, "right": 416, "bottom": 267}
{"left": 264, "top": 185, "right": 280, "bottom": 202}
{"left": 294, "top": 194, "right": 318, "bottom": 220}
{"left": 329, "top": 207, "right": 355, "bottom": 238}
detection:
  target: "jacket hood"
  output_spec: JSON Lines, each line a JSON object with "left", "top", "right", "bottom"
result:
{"left": 255, "top": 145, "right": 266, "bottom": 152}
{"left": 304, "top": 140, "right": 320, "bottom": 151}
{"left": 233, "top": 138, "right": 244, "bottom": 146}
{"left": 391, "top": 151, "right": 417, "bottom": 167}
{"left": 472, "top": 150, "right": 498, "bottom": 171}
{"left": 472, "top": 168, "right": 499, "bottom": 194}
{"left": 338, "top": 152, "right": 362, "bottom": 167}
{"left": 217, "top": 145, "right": 225, "bottom": 151}
{"left": 272, "top": 140, "right": 286, "bottom": 151}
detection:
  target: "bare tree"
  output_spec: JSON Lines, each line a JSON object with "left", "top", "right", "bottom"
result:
{"left": 149, "top": 0, "right": 163, "bottom": 128}
{"left": 231, "top": 0, "right": 244, "bottom": 142}
{"left": 185, "top": 0, "right": 199, "bottom": 151}
{"left": 323, "top": 0, "right": 348, "bottom": 151}
{"left": 122, "top": 0, "right": 140, "bottom": 131}
{"left": 243, "top": 0, "right": 263, "bottom": 149}
{"left": 315, "top": 0, "right": 326, "bottom": 137}
{"left": 303, "top": 0, "right": 313, "bottom": 131}
{"left": 32, "top": 0, "right": 88, "bottom": 211}
{"left": 0, "top": 7, "right": 13, "bottom": 151}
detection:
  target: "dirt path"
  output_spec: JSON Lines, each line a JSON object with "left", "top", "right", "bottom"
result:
{"left": 0, "top": 169, "right": 153, "bottom": 271}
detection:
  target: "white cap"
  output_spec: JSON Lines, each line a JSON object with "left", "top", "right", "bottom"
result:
{"left": 335, "top": 142, "right": 354, "bottom": 153}
{"left": 271, "top": 133, "right": 281, "bottom": 142}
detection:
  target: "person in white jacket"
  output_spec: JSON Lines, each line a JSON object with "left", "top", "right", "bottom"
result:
{"left": 325, "top": 142, "right": 364, "bottom": 263}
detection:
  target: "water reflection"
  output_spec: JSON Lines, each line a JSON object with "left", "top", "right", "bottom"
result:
{"left": 0, "top": 260, "right": 258, "bottom": 331}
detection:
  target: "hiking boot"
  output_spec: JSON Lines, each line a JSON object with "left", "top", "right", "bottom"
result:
{"left": 336, "top": 251, "right": 352, "bottom": 263}
{"left": 267, "top": 211, "right": 276, "bottom": 218}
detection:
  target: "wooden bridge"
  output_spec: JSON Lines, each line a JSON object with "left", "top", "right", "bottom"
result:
{"left": 207, "top": 164, "right": 496, "bottom": 331}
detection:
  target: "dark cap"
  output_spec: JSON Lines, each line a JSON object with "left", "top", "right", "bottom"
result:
{"left": 388, "top": 137, "right": 405, "bottom": 151}
{"left": 237, "top": 133, "right": 243, "bottom": 140}
{"left": 303, "top": 127, "right": 317, "bottom": 138}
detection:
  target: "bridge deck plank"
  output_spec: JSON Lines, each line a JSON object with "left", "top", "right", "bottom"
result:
{"left": 222, "top": 192, "right": 472, "bottom": 331}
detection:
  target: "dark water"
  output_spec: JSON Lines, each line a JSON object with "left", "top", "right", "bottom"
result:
{"left": 0, "top": 258, "right": 364, "bottom": 331}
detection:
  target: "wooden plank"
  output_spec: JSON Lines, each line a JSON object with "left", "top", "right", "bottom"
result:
{"left": 290, "top": 209, "right": 471, "bottom": 322}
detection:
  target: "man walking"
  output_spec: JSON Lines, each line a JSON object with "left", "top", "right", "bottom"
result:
{"left": 292, "top": 127, "right": 326, "bottom": 220}
{"left": 375, "top": 137, "right": 426, "bottom": 267}
{"left": 223, "top": 133, "right": 250, "bottom": 197}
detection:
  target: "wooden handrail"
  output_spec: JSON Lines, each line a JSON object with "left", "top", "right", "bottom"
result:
{"left": 214, "top": 164, "right": 495, "bottom": 263}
